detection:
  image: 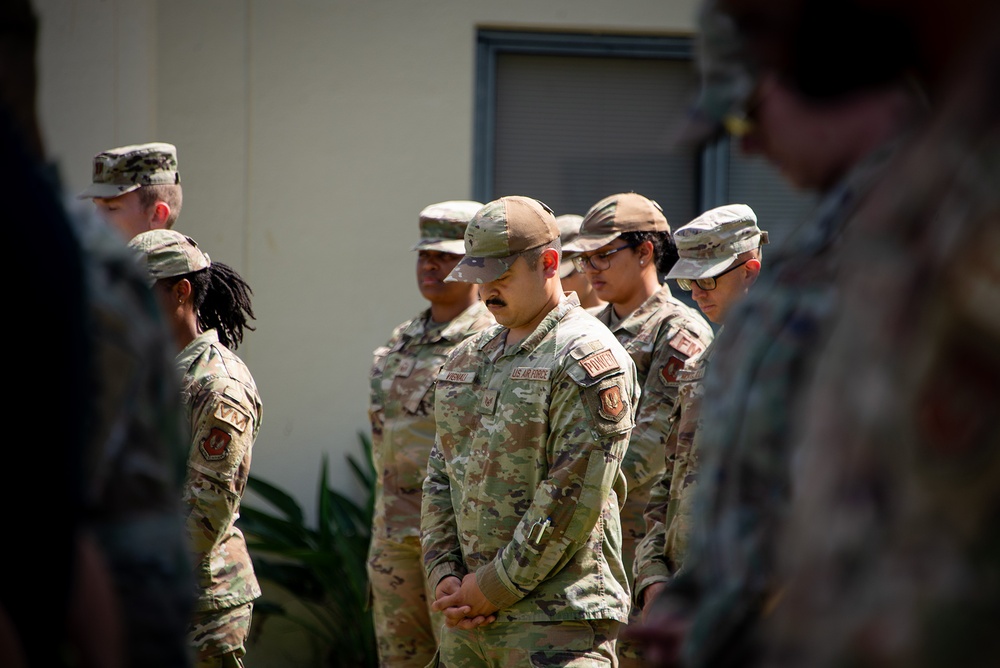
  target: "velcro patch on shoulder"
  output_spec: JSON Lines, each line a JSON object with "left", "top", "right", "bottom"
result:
{"left": 569, "top": 339, "right": 606, "bottom": 360}
{"left": 669, "top": 331, "right": 705, "bottom": 358}
{"left": 214, "top": 397, "right": 251, "bottom": 434}
{"left": 660, "top": 355, "right": 685, "bottom": 385}
{"left": 598, "top": 385, "right": 627, "bottom": 421}
{"left": 510, "top": 367, "right": 551, "bottom": 381}
{"left": 438, "top": 370, "right": 476, "bottom": 383}
{"left": 578, "top": 349, "right": 621, "bottom": 378}
{"left": 200, "top": 427, "right": 231, "bottom": 461}
{"left": 582, "top": 376, "right": 634, "bottom": 436}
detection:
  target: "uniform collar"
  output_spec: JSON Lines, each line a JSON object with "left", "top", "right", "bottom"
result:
{"left": 176, "top": 328, "right": 219, "bottom": 375}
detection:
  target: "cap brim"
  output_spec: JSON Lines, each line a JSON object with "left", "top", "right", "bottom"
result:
{"left": 562, "top": 232, "right": 621, "bottom": 254}
{"left": 666, "top": 255, "right": 737, "bottom": 280}
{"left": 411, "top": 239, "right": 466, "bottom": 254}
{"left": 77, "top": 183, "right": 141, "bottom": 199}
{"left": 445, "top": 254, "right": 516, "bottom": 284}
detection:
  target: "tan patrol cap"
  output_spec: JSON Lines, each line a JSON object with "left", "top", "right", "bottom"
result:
{"left": 446, "top": 196, "right": 559, "bottom": 284}
{"left": 555, "top": 213, "right": 584, "bottom": 278}
{"left": 412, "top": 200, "right": 483, "bottom": 254}
{"left": 127, "top": 229, "right": 210, "bottom": 286}
{"left": 78, "top": 142, "right": 180, "bottom": 199}
{"left": 667, "top": 204, "right": 767, "bottom": 280}
{"left": 564, "top": 192, "right": 670, "bottom": 253}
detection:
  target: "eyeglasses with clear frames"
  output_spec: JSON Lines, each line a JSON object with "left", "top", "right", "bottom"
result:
{"left": 675, "top": 259, "right": 749, "bottom": 292}
{"left": 571, "top": 241, "right": 640, "bottom": 272}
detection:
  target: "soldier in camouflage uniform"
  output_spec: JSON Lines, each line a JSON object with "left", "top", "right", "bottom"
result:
{"left": 622, "top": 3, "right": 924, "bottom": 666}
{"left": 129, "top": 230, "right": 262, "bottom": 668}
{"left": 79, "top": 142, "right": 183, "bottom": 240}
{"left": 632, "top": 204, "right": 765, "bottom": 617}
{"left": 563, "top": 192, "right": 713, "bottom": 667}
{"left": 367, "top": 200, "right": 494, "bottom": 667}
{"left": 704, "top": 1, "right": 1000, "bottom": 666}
{"left": 421, "top": 195, "right": 639, "bottom": 667}
{"left": 555, "top": 213, "right": 605, "bottom": 311}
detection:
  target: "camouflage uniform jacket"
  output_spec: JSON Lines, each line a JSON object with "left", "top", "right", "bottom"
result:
{"left": 421, "top": 293, "right": 639, "bottom": 623}
{"left": 633, "top": 336, "right": 718, "bottom": 605}
{"left": 668, "top": 140, "right": 898, "bottom": 668}
{"left": 767, "top": 32, "right": 1000, "bottom": 667}
{"left": 178, "top": 328, "right": 263, "bottom": 612}
{"left": 369, "top": 301, "right": 493, "bottom": 540}
{"left": 593, "top": 285, "right": 713, "bottom": 578}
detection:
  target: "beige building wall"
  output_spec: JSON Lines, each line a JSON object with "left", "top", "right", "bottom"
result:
{"left": 36, "top": 0, "right": 698, "bottom": 512}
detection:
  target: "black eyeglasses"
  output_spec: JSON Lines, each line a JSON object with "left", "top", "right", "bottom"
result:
{"left": 676, "top": 259, "right": 749, "bottom": 292}
{"left": 571, "top": 241, "right": 640, "bottom": 272}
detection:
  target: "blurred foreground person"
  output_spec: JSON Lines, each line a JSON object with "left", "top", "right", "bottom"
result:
{"left": 623, "top": 1, "right": 924, "bottom": 666}
{"left": 130, "top": 230, "right": 262, "bottom": 668}
{"left": 367, "top": 200, "right": 493, "bottom": 667}
{"left": 0, "top": 2, "right": 193, "bottom": 666}
{"left": 565, "top": 192, "right": 713, "bottom": 667}
{"left": 709, "top": 0, "right": 1000, "bottom": 665}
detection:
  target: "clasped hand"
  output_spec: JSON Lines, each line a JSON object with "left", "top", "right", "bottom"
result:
{"left": 432, "top": 573, "right": 499, "bottom": 629}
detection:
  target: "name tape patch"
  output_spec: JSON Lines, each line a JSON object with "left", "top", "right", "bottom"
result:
{"left": 510, "top": 367, "right": 551, "bottom": 381}
{"left": 669, "top": 331, "right": 704, "bottom": 358}
{"left": 579, "top": 349, "right": 620, "bottom": 378}
{"left": 439, "top": 370, "right": 476, "bottom": 383}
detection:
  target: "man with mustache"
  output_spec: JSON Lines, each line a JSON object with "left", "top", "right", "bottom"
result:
{"left": 421, "top": 195, "right": 639, "bottom": 666}
{"left": 367, "top": 200, "right": 494, "bottom": 667}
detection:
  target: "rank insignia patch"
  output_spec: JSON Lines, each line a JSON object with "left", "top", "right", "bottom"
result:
{"left": 200, "top": 428, "right": 231, "bottom": 461}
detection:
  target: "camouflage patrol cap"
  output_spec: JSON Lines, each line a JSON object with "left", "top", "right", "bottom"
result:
{"left": 556, "top": 213, "right": 584, "bottom": 278}
{"left": 674, "top": 0, "right": 759, "bottom": 146}
{"left": 78, "top": 142, "right": 181, "bottom": 199}
{"left": 564, "top": 192, "right": 670, "bottom": 253}
{"left": 127, "top": 229, "right": 211, "bottom": 286}
{"left": 667, "top": 204, "right": 768, "bottom": 280}
{"left": 445, "top": 196, "right": 559, "bottom": 284}
{"left": 412, "top": 200, "right": 483, "bottom": 254}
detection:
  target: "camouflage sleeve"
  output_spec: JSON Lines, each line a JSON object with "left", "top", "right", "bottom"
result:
{"left": 184, "top": 382, "right": 256, "bottom": 567}
{"left": 368, "top": 344, "right": 391, "bottom": 470}
{"left": 420, "top": 434, "right": 466, "bottom": 589}
{"left": 475, "top": 366, "right": 635, "bottom": 610}
{"left": 633, "top": 413, "right": 679, "bottom": 606}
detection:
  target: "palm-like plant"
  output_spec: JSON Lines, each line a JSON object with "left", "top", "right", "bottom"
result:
{"left": 238, "top": 432, "right": 377, "bottom": 667}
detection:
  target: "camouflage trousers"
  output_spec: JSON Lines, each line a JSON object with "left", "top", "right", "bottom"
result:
{"left": 615, "top": 605, "right": 646, "bottom": 668}
{"left": 432, "top": 619, "right": 621, "bottom": 667}
{"left": 367, "top": 535, "right": 443, "bottom": 667}
{"left": 189, "top": 602, "right": 253, "bottom": 668}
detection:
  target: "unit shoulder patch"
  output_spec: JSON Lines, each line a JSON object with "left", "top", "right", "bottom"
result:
{"left": 200, "top": 427, "right": 231, "bottom": 461}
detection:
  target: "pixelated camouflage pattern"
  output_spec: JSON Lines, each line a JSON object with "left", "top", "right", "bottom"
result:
{"left": 433, "top": 618, "right": 620, "bottom": 667}
{"left": 189, "top": 601, "right": 252, "bottom": 667}
{"left": 412, "top": 200, "right": 484, "bottom": 254}
{"left": 367, "top": 536, "right": 444, "bottom": 667}
{"left": 447, "top": 196, "right": 559, "bottom": 284}
{"left": 177, "top": 329, "right": 262, "bottom": 613}
{"left": 367, "top": 302, "right": 493, "bottom": 667}
{"left": 129, "top": 229, "right": 211, "bottom": 285}
{"left": 633, "top": 339, "right": 715, "bottom": 605}
{"left": 67, "top": 198, "right": 195, "bottom": 667}
{"left": 667, "top": 141, "right": 898, "bottom": 668}
{"left": 369, "top": 302, "right": 494, "bottom": 539}
{"left": 668, "top": 204, "right": 767, "bottom": 280}
{"left": 592, "top": 285, "right": 712, "bottom": 665}
{"left": 566, "top": 193, "right": 669, "bottom": 254}
{"left": 422, "top": 293, "right": 638, "bottom": 624}
{"left": 592, "top": 285, "right": 713, "bottom": 580}
{"left": 765, "top": 36, "right": 1000, "bottom": 668}
{"left": 79, "top": 141, "right": 180, "bottom": 198}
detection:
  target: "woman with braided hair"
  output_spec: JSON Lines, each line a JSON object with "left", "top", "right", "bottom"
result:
{"left": 129, "top": 229, "right": 262, "bottom": 668}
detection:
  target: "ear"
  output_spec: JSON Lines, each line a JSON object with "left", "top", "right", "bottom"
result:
{"left": 173, "top": 278, "right": 193, "bottom": 305}
{"left": 540, "top": 248, "right": 560, "bottom": 278}
{"left": 637, "top": 239, "right": 655, "bottom": 265}
{"left": 743, "top": 258, "right": 762, "bottom": 287}
{"left": 149, "top": 201, "right": 172, "bottom": 229}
